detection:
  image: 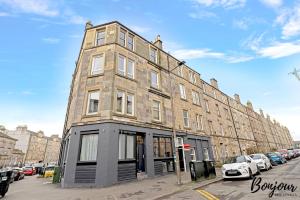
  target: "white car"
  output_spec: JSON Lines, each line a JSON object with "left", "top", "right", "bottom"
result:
{"left": 222, "top": 155, "right": 260, "bottom": 179}
{"left": 250, "top": 153, "right": 272, "bottom": 171}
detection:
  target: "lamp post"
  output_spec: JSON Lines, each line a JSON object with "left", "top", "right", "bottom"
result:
{"left": 168, "top": 59, "right": 185, "bottom": 185}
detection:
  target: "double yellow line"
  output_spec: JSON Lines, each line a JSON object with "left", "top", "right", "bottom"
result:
{"left": 196, "top": 189, "right": 219, "bottom": 200}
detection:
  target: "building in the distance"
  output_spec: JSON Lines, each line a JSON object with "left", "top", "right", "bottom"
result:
{"left": 60, "top": 21, "right": 294, "bottom": 188}
{"left": 5, "top": 125, "right": 61, "bottom": 164}
{"left": 0, "top": 126, "right": 18, "bottom": 167}
{"left": 294, "top": 141, "right": 300, "bottom": 149}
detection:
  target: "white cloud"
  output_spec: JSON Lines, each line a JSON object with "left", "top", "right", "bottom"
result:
{"left": 21, "top": 90, "right": 35, "bottom": 95}
{"left": 193, "top": 0, "right": 246, "bottom": 9}
{"left": 0, "top": 0, "right": 59, "bottom": 17}
{"left": 257, "top": 41, "right": 300, "bottom": 59}
{"left": 189, "top": 10, "right": 217, "bottom": 19}
{"left": 171, "top": 48, "right": 253, "bottom": 63}
{"left": 0, "top": 11, "right": 9, "bottom": 16}
{"left": 259, "top": 0, "right": 282, "bottom": 8}
{"left": 42, "top": 37, "right": 60, "bottom": 44}
{"left": 128, "top": 25, "right": 151, "bottom": 34}
{"left": 233, "top": 19, "right": 248, "bottom": 30}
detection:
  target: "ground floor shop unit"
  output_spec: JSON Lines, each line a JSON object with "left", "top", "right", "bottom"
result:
{"left": 60, "top": 122, "right": 213, "bottom": 188}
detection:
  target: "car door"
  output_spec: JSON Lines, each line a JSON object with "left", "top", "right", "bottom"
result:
{"left": 247, "top": 156, "right": 257, "bottom": 173}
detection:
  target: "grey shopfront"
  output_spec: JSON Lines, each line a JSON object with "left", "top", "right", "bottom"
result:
{"left": 61, "top": 122, "right": 213, "bottom": 188}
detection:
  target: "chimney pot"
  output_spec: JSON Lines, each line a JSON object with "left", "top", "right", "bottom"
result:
{"left": 154, "top": 34, "right": 163, "bottom": 49}
{"left": 210, "top": 78, "right": 219, "bottom": 89}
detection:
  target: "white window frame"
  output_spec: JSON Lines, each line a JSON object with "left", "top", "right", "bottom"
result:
{"left": 192, "top": 91, "right": 200, "bottom": 105}
{"left": 152, "top": 100, "right": 161, "bottom": 121}
{"left": 116, "top": 90, "right": 125, "bottom": 114}
{"left": 178, "top": 66, "right": 183, "bottom": 77}
{"left": 86, "top": 91, "right": 100, "bottom": 115}
{"left": 150, "top": 70, "right": 159, "bottom": 88}
{"left": 183, "top": 110, "right": 189, "bottom": 127}
{"left": 95, "top": 29, "right": 105, "bottom": 46}
{"left": 149, "top": 47, "right": 157, "bottom": 63}
{"left": 91, "top": 54, "right": 104, "bottom": 75}
{"left": 179, "top": 84, "right": 186, "bottom": 99}
{"left": 205, "top": 100, "right": 210, "bottom": 112}
{"left": 118, "top": 55, "right": 126, "bottom": 76}
{"left": 119, "top": 29, "right": 126, "bottom": 46}
{"left": 127, "top": 33, "right": 134, "bottom": 51}
{"left": 126, "top": 93, "right": 134, "bottom": 116}
{"left": 127, "top": 59, "right": 135, "bottom": 79}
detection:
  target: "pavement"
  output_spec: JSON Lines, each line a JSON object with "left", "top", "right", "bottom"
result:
{"left": 163, "top": 157, "right": 300, "bottom": 200}
{"left": 6, "top": 158, "right": 300, "bottom": 200}
{"left": 5, "top": 168, "right": 222, "bottom": 200}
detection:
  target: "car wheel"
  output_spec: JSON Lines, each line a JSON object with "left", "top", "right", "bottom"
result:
{"left": 256, "top": 166, "right": 261, "bottom": 175}
{"left": 248, "top": 168, "right": 253, "bottom": 179}
{"left": 269, "top": 164, "right": 272, "bottom": 169}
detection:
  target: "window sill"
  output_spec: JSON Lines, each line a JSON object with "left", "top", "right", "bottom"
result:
{"left": 150, "top": 86, "right": 161, "bottom": 91}
{"left": 116, "top": 73, "right": 137, "bottom": 82}
{"left": 88, "top": 73, "right": 104, "bottom": 78}
{"left": 148, "top": 87, "right": 170, "bottom": 99}
{"left": 184, "top": 126, "right": 191, "bottom": 130}
{"left": 151, "top": 120, "right": 162, "bottom": 124}
{"left": 192, "top": 103, "right": 201, "bottom": 107}
{"left": 113, "top": 112, "right": 137, "bottom": 119}
{"left": 180, "top": 98, "right": 188, "bottom": 102}
{"left": 82, "top": 113, "right": 100, "bottom": 118}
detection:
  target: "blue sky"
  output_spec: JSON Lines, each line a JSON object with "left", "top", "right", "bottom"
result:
{"left": 0, "top": 0, "right": 299, "bottom": 140}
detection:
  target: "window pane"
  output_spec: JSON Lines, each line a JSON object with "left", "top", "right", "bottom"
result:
{"left": 183, "top": 111, "right": 189, "bottom": 127}
{"left": 80, "top": 134, "right": 98, "bottom": 161}
{"left": 128, "top": 34, "right": 134, "bottom": 50}
{"left": 150, "top": 48, "right": 157, "bottom": 63}
{"left": 91, "top": 55, "right": 103, "bottom": 75}
{"left": 153, "top": 137, "right": 159, "bottom": 158}
{"left": 203, "top": 148, "right": 210, "bottom": 161}
{"left": 118, "top": 134, "right": 126, "bottom": 160}
{"left": 179, "top": 84, "right": 186, "bottom": 99}
{"left": 88, "top": 91, "right": 99, "bottom": 114}
{"left": 152, "top": 100, "right": 160, "bottom": 120}
{"left": 127, "top": 94, "right": 134, "bottom": 115}
{"left": 127, "top": 59, "right": 134, "bottom": 79}
{"left": 151, "top": 71, "right": 158, "bottom": 88}
{"left": 118, "top": 56, "right": 125, "bottom": 75}
{"left": 159, "top": 138, "right": 166, "bottom": 157}
{"left": 126, "top": 135, "right": 134, "bottom": 159}
{"left": 119, "top": 30, "right": 126, "bottom": 46}
{"left": 165, "top": 138, "right": 172, "bottom": 157}
{"left": 117, "top": 91, "right": 124, "bottom": 113}
{"left": 96, "top": 31, "right": 105, "bottom": 45}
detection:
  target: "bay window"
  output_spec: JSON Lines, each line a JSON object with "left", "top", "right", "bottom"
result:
{"left": 91, "top": 54, "right": 104, "bottom": 75}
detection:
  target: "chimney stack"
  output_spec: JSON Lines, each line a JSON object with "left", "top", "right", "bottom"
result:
{"left": 234, "top": 94, "right": 241, "bottom": 103}
{"left": 210, "top": 78, "right": 219, "bottom": 89}
{"left": 247, "top": 101, "right": 253, "bottom": 110}
{"left": 154, "top": 35, "right": 163, "bottom": 49}
{"left": 85, "top": 20, "right": 93, "bottom": 29}
{"left": 259, "top": 109, "right": 264, "bottom": 117}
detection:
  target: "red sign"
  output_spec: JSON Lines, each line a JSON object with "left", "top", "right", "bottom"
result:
{"left": 183, "top": 144, "right": 191, "bottom": 150}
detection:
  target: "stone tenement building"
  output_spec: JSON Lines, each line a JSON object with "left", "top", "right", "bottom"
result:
{"left": 60, "top": 21, "right": 294, "bottom": 188}
{"left": 6, "top": 125, "right": 61, "bottom": 164}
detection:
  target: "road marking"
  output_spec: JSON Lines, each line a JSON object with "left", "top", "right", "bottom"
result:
{"left": 196, "top": 189, "right": 219, "bottom": 200}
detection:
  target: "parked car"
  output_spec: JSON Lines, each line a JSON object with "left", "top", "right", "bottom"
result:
{"left": 294, "top": 149, "right": 300, "bottom": 157}
{"left": 12, "top": 168, "right": 24, "bottom": 181}
{"left": 44, "top": 166, "right": 55, "bottom": 178}
{"left": 222, "top": 155, "right": 260, "bottom": 180}
{"left": 0, "top": 169, "right": 13, "bottom": 197}
{"left": 288, "top": 149, "right": 296, "bottom": 158}
{"left": 265, "top": 153, "right": 286, "bottom": 165}
{"left": 23, "top": 167, "right": 36, "bottom": 176}
{"left": 279, "top": 149, "right": 291, "bottom": 160}
{"left": 250, "top": 154, "right": 272, "bottom": 170}
{"left": 274, "top": 152, "right": 287, "bottom": 163}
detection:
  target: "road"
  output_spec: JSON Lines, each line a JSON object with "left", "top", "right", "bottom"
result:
{"left": 160, "top": 157, "right": 300, "bottom": 200}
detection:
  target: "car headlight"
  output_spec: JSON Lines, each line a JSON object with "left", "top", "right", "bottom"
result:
{"left": 238, "top": 165, "right": 247, "bottom": 170}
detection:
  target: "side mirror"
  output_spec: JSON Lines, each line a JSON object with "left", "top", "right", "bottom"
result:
{"left": 247, "top": 160, "right": 251, "bottom": 163}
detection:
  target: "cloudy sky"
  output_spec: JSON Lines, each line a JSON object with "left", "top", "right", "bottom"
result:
{"left": 0, "top": 0, "right": 299, "bottom": 140}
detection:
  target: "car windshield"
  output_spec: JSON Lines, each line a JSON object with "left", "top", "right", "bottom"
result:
{"left": 224, "top": 156, "right": 246, "bottom": 164}
{"left": 24, "top": 167, "right": 32, "bottom": 170}
{"left": 46, "top": 167, "right": 54, "bottom": 171}
{"left": 250, "top": 155, "right": 261, "bottom": 160}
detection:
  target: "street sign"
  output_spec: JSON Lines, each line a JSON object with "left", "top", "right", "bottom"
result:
{"left": 183, "top": 144, "right": 191, "bottom": 151}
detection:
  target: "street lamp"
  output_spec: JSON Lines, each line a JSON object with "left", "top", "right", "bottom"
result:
{"left": 168, "top": 60, "right": 185, "bottom": 185}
